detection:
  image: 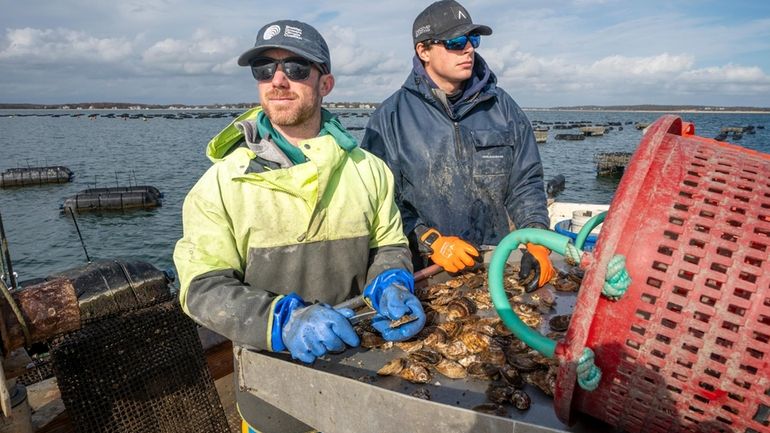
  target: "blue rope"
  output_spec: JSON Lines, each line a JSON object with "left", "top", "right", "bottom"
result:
{"left": 577, "top": 348, "right": 601, "bottom": 391}
{"left": 602, "top": 255, "right": 631, "bottom": 300}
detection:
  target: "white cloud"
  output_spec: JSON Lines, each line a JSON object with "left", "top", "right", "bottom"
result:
{"left": 587, "top": 53, "right": 694, "bottom": 77}
{"left": 141, "top": 29, "right": 239, "bottom": 75}
{"left": 0, "top": 27, "right": 133, "bottom": 63}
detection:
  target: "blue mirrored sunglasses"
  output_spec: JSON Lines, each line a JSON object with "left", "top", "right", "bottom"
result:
{"left": 431, "top": 33, "right": 481, "bottom": 51}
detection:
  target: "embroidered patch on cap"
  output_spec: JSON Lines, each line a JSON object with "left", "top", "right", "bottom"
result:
{"left": 284, "top": 25, "right": 303, "bottom": 40}
{"left": 263, "top": 25, "right": 281, "bottom": 40}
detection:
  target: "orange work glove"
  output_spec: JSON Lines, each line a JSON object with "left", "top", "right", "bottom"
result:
{"left": 420, "top": 228, "right": 479, "bottom": 273}
{"left": 519, "top": 243, "right": 556, "bottom": 292}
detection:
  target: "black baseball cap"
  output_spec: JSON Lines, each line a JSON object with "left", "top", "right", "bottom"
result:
{"left": 412, "top": 0, "right": 492, "bottom": 46}
{"left": 238, "top": 20, "right": 331, "bottom": 74}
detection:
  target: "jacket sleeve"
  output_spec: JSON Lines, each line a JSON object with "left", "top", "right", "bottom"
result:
{"left": 502, "top": 95, "right": 551, "bottom": 230}
{"left": 173, "top": 171, "right": 279, "bottom": 351}
{"left": 362, "top": 108, "right": 426, "bottom": 238}
{"left": 363, "top": 152, "right": 413, "bottom": 286}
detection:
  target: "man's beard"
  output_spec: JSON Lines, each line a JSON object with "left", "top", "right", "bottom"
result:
{"left": 262, "top": 90, "right": 319, "bottom": 127}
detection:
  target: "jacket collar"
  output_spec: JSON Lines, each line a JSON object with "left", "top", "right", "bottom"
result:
{"left": 406, "top": 52, "right": 496, "bottom": 117}
{"left": 227, "top": 135, "right": 347, "bottom": 207}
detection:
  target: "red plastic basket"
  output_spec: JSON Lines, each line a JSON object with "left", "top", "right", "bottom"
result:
{"left": 556, "top": 115, "right": 770, "bottom": 433}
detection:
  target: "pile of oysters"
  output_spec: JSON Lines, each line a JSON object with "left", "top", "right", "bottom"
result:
{"left": 356, "top": 264, "right": 583, "bottom": 415}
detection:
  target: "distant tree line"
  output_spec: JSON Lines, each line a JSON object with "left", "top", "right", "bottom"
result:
{"left": 548, "top": 104, "right": 770, "bottom": 112}
{"left": 0, "top": 101, "right": 382, "bottom": 110}
{"left": 2, "top": 102, "right": 768, "bottom": 112}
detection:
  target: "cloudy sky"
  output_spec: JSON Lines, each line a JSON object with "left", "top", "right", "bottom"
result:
{"left": 2, "top": 0, "right": 769, "bottom": 107}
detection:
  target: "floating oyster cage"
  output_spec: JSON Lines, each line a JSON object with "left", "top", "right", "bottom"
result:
{"left": 594, "top": 152, "right": 632, "bottom": 177}
{"left": 0, "top": 166, "right": 74, "bottom": 188}
{"left": 60, "top": 185, "right": 163, "bottom": 213}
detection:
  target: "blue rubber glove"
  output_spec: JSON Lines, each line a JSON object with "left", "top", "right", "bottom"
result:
{"left": 363, "top": 269, "right": 415, "bottom": 315}
{"left": 370, "top": 292, "right": 426, "bottom": 341}
{"left": 364, "top": 269, "right": 426, "bottom": 341}
{"left": 281, "top": 303, "right": 360, "bottom": 364}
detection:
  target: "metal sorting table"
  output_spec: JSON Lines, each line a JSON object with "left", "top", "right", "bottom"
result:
{"left": 238, "top": 253, "right": 618, "bottom": 433}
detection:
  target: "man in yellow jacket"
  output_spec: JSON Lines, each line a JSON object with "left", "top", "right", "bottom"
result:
{"left": 174, "top": 19, "right": 425, "bottom": 433}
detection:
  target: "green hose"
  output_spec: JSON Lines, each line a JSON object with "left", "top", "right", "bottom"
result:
{"left": 574, "top": 211, "right": 607, "bottom": 251}
{"left": 487, "top": 228, "right": 575, "bottom": 358}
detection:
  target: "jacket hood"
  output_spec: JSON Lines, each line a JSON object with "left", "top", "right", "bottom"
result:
{"left": 406, "top": 52, "right": 496, "bottom": 106}
{"left": 206, "top": 107, "right": 357, "bottom": 163}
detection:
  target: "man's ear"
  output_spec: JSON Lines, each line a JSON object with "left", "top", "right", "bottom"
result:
{"left": 415, "top": 43, "right": 431, "bottom": 63}
{"left": 319, "top": 73, "right": 334, "bottom": 97}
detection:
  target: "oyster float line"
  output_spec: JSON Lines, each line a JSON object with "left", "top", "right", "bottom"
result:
{"left": 364, "top": 264, "right": 583, "bottom": 413}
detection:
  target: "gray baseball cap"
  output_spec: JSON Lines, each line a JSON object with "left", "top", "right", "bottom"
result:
{"left": 238, "top": 20, "right": 331, "bottom": 74}
{"left": 413, "top": 0, "right": 492, "bottom": 46}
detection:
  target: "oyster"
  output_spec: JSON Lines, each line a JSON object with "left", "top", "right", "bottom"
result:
{"left": 420, "top": 327, "right": 449, "bottom": 347}
{"left": 409, "top": 349, "right": 442, "bottom": 365}
{"left": 446, "top": 296, "right": 478, "bottom": 320}
{"left": 513, "top": 303, "right": 541, "bottom": 328}
{"left": 465, "top": 320, "right": 497, "bottom": 337}
{"left": 456, "top": 354, "right": 482, "bottom": 368}
{"left": 390, "top": 314, "right": 418, "bottom": 328}
{"left": 395, "top": 339, "right": 424, "bottom": 353}
{"left": 553, "top": 280, "right": 580, "bottom": 292}
{"left": 459, "top": 330, "right": 493, "bottom": 353}
{"left": 445, "top": 278, "right": 464, "bottom": 289}
{"left": 479, "top": 345, "right": 506, "bottom": 366}
{"left": 511, "top": 389, "right": 531, "bottom": 410}
{"left": 430, "top": 292, "right": 461, "bottom": 306}
{"left": 463, "top": 272, "right": 486, "bottom": 289}
{"left": 499, "top": 364, "right": 524, "bottom": 388}
{"left": 506, "top": 353, "right": 541, "bottom": 372}
{"left": 486, "top": 383, "right": 515, "bottom": 404}
{"left": 360, "top": 331, "right": 386, "bottom": 349}
{"left": 437, "top": 321, "right": 463, "bottom": 339}
{"left": 377, "top": 358, "right": 406, "bottom": 376}
{"left": 523, "top": 368, "right": 557, "bottom": 397}
{"left": 399, "top": 361, "right": 432, "bottom": 384}
{"left": 411, "top": 388, "right": 431, "bottom": 400}
{"left": 434, "top": 340, "right": 469, "bottom": 360}
{"left": 466, "top": 362, "right": 500, "bottom": 380}
{"left": 549, "top": 314, "right": 571, "bottom": 332}
{"left": 465, "top": 289, "right": 493, "bottom": 309}
{"left": 504, "top": 338, "right": 530, "bottom": 355}
{"left": 492, "top": 320, "right": 513, "bottom": 337}
{"left": 435, "top": 358, "right": 467, "bottom": 379}
{"left": 424, "top": 309, "right": 440, "bottom": 326}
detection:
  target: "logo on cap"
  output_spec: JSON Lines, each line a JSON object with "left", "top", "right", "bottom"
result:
{"left": 284, "top": 25, "right": 303, "bottom": 40}
{"left": 415, "top": 25, "right": 431, "bottom": 38}
{"left": 457, "top": 10, "right": 466, "bottom": 19}
{"left": 263, "top": 25, "right": 281, "bottom": 40}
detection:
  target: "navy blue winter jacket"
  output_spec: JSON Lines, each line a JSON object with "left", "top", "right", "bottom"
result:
{"left": 361, "top": 53, "right": 550, "bottom": 259}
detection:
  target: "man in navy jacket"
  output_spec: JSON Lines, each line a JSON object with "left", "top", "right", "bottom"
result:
{"left": 361, "top": 0, "right": 555, "bottom": 290}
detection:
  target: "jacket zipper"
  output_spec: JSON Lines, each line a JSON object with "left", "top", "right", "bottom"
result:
{"left": 453, "top": 121, "right": 462, "bottom": 161}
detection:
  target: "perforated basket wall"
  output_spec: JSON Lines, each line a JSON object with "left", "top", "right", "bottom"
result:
{"left": 556, "top": 116, "right": 770, "bottom": 433}
{"left": 50, "top": 300, "right": 231, "bottom": 433}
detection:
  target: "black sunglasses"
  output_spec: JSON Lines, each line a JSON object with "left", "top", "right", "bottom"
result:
{"left": 429, "top": 33, "right": 481, "bottom": 51}
{"left": 249, "top": 57, "right": 316, "bottom": 81}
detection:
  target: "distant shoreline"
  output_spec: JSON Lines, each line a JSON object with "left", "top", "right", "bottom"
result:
{"left": 525, "top": 108, "right": 770, "bottom": 114}
{"left": 1, "top": 103, "right": 769, "bottom": 114}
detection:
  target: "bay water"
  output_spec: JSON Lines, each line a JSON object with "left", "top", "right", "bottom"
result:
{"left": 1, "top": 109, "right": 768, "bottom": 282}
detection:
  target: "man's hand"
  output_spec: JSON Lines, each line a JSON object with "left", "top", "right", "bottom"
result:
{"left": 370, "top": 284, "right": 426, "bottom": 341}
{"left": 519, "top": 243, "right": 555, "bottom": 292}
{"left": 420, "top": 228, "right": 479, "bottom": 273}
{"left": 281, "top": 304, "right": 360, "bottom": 363}
{"left": 362, "top": 269, "right": 426, "bottom": 341}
